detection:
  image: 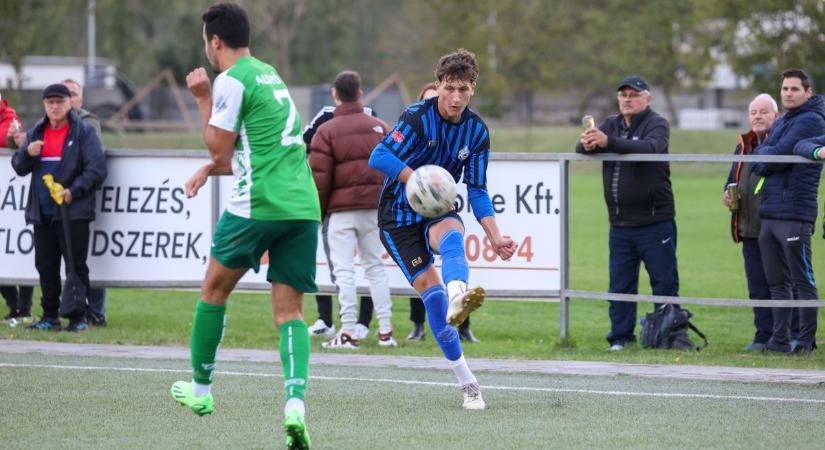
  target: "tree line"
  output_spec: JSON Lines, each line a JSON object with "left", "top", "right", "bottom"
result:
{"left": 1, "top": 0, "right": 823, "bottom": 120}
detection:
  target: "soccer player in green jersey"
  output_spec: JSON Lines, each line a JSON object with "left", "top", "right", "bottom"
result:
{"left": 170, "top": 4, "right": 319, "bottom": 449}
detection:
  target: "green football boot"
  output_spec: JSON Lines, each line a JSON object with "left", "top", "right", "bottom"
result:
{"left": 170, "top": 381, "right": 214, "bottom": 416}
{"left": 284, "top": 409, "right": 311, "bottom": 450}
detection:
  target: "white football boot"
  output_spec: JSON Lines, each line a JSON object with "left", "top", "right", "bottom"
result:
{"left": 461, "top": 382, "right": 486, "bottom": 410}
{"left": 446, "top": 281, "right": 485, "bottom": 327}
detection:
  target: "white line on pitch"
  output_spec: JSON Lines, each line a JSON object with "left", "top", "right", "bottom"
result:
{"left": 1, "top": 362, "right": 823, "bottom": 405}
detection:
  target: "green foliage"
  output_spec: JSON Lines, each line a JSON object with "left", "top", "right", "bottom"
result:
{"left": 713, "top": 0, "right": 825, "bottom": 93}
{"left": 0, "top": 0, "right": 79, "bottom": 93}
{"left": 5, "top": 0, "right": 804, "bottom": 113}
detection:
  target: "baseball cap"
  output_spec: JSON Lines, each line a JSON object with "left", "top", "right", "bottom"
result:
{"left": 617, "top": 76, "right": 649, "bottom": 92}
{"left": 42, "top": 84, "right": 70, "bottom": 99}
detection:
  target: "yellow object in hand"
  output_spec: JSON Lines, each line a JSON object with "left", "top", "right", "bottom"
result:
{"left": 42, "top": 174, "right": 65, "bottom": 205}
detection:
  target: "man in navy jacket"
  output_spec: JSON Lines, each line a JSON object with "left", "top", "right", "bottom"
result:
{"left": 752, "top": 69, "right": 825, "bottom": 354}
{"left": 11, "top": 84, "right": 107, "bottom": 332}
{"left": 576, "top": 76, "right": 678, "bottom": 351}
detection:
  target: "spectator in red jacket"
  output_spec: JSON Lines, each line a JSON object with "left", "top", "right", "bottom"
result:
{"left": 0, "top": 90, "right": 35, "bottom": 326}
{"left": 2, "top": 90, "right": 25, "bottom": 149}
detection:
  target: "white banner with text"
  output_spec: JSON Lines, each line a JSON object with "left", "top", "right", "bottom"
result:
{"left": 1, "top": 153, "right": 560, "bottom": 296}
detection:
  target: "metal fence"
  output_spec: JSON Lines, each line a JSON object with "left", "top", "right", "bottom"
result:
{"left": 553, "top": 152, "right": 825, "bottom": 341}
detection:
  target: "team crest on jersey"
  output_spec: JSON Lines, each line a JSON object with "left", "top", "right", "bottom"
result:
{"left": 458, "top": 146, "right": 470, "bottom": 160}
{"left": 392, "top": 131, "right": 404, "bottom": 142}
{"left": 428, "top": 140, "right": 438, "bottom": 148}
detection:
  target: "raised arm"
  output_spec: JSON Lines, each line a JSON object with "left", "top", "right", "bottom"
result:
{"left": 183, "top": 68, "right": 237, "bottom": 198}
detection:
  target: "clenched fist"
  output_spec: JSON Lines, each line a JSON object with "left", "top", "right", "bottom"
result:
{"left": 27, "top": 140, "right": 44, "bottom": 157}
{"left": 186, "top": 67, "right": 212, "bottom": 99}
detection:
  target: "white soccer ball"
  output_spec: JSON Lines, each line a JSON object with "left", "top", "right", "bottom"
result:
{"left": 405, "top": 165, "right": 457, "bottom": 218}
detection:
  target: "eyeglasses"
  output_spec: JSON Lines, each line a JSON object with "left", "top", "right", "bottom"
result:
{"left": 617, "top": 91, "right": 647, "bottom": 100}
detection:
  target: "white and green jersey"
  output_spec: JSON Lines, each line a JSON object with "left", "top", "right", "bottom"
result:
{"left": 209, "top": 56, "right": 320, "bottom": 221}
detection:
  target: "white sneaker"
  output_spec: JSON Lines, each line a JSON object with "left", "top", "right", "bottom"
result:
{"left": 352, "top": 323, "right": 370, "bottom": 341}
{"left": 461, "top": 383, "right": 485, "bottom": 410}
{"left": 446, "top": 285, "right": 485, "bottom": 327}
{"left": 308, "top": 319, "right": 335, "bottom": 337}
{"left": 321, "top": 331, "right": 360, "bottom": 349}
{"left": 608, "top": 343, "right": 624, "bottom": 352}
{"left": 377, "top": 330, "right": 398, "bottom": 348}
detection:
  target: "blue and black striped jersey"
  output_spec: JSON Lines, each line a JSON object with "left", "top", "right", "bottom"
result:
{"left": 373, "top": 97, "right": 490, "bottom": 228}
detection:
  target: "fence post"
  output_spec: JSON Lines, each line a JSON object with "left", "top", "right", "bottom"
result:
{"left": 559, "top": 158, "right": 570, "bottom": 342}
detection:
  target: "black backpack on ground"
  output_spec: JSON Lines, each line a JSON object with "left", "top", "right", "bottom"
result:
{"left": 640, "top": 304, "right": 707, "bottom": 351}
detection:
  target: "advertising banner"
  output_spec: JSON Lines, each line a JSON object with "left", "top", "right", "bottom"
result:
{"left": 1, "top": 152, "right": 560, "bottom": 296}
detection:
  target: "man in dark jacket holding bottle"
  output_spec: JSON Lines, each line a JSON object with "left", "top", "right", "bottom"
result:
{"left": 752, "top": 69, "right": 825, "bottom": 355}
{"left": 10, "top": 84, "right": 107, "bottom": 332}
{"left": 723, "top": 94, "right": 780, "bottom": 352}
{"left": 576, "top": 75, "right": 678, "bottom": 351}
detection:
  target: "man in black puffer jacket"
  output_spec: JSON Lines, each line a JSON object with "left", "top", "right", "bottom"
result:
{"left": 576, "top": 75, "right": 678, "bottom": 351}
{"left": 752, "top": 68, "right": 825, "bottom": 355}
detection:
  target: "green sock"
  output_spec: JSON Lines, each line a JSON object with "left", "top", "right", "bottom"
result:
{"left": 190, "top": 300, "right": 227, "bottom": 385}
{"left": 279, "top": 320, "right": 310, "bottom": 402}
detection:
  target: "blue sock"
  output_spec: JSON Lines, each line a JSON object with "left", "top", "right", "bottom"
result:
{"left": 439, "top": 230, "right": 468, "bottom": 285}
{"left": 421, "top": 285, "right": 463, "bottom": 361}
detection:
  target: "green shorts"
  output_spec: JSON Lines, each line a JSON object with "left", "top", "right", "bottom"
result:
{"left": 211, "top": 211, "right": 318, "bottom": 293}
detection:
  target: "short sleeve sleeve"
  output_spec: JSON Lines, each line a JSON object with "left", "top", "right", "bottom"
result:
{"left": 208, "top": 74, "right": 245, "bottom": 133}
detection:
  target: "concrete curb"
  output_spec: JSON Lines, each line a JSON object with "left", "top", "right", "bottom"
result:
{"left": 1, "top": 339, "right": 824, "bottom": 385}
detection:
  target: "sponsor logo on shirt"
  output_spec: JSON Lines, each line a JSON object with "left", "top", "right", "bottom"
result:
{"left": 392, "top": 130, "right": 404, "bottom": 143}
{"left": 458, "top": 146, "right": 470, "bottom": 160}
{"left": 215, "top": 97, "right": 228, "bottom": 113}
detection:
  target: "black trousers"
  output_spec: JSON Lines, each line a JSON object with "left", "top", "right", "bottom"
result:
{"left": 34, "top": 218, "right": 91, "bottom": 320}
{"left": 759, "top": 219, "right": 818, "bottom": 351}
{"left": 740, "top": 238, "right": 773, "bottom": 343}
{"left": 0, "top": 285, "right": 34, "bottom": 314}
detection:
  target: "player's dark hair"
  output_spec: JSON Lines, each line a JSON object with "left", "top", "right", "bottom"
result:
{"left": 782, "top": 68, "right": 813, "bottom": 91}
{"left": 202, "top": 2, "right": 250, "bottom": 49}
{"left": 333, "top": 71, "right": 361, "bottom": 103}
{"left": 418, "top": 82, "right": 438, "bottom": 101}
{"left": 435, "top": 49, "right": 479, "bottom": 84}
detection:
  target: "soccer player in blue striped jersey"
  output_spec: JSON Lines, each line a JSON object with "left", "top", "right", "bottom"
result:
{"left": 369, "top": 49, "right": 516, "bottom": 410}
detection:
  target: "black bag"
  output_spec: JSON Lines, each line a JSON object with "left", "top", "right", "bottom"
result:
{"left": 58, "top": 203, "right": 88, "bottom": 319}
{"left": 640, "top": 304, "right": 707, "bottom": 351}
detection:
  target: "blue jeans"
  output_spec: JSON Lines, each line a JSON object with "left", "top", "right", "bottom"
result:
{"left": 607, "top": 220, "right": 680, "bottom": 345}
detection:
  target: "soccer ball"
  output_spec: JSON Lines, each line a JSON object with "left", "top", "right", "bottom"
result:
{"left": 405, "top": 165, "right": 457, "bottom": 218}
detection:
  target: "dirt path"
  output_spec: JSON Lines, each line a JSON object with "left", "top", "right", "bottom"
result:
{"left": 2, "top": 339, "right": 823, "bottom": 385}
